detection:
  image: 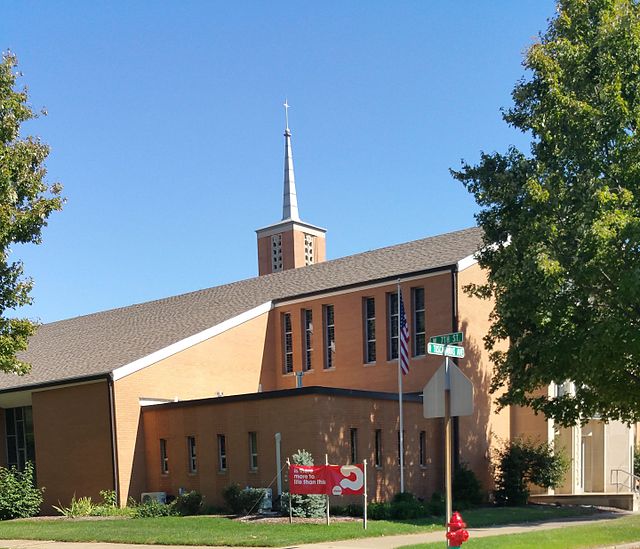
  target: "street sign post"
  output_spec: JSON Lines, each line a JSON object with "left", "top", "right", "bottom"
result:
{"left": 424, "top": 330, "right": 470, "bottom": 533}
{"left": 427, "top": 342, "right": 465, "bottom": 358}
{"left": 429, "top": 331, "right": 463, "bottom": 345}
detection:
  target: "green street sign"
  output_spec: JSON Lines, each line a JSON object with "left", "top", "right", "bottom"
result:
{"left": 427, "top": 342, "right": 465, "bottom": 359}
{"left": 429, "top": 331, "right": 464, "bottom": 345}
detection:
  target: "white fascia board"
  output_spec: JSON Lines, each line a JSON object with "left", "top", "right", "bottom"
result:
{"left": 456, "top": 253, "right": 478, "bottom": 272}
{"left": 112, "top": 301, "right": 273, "bottom": 381}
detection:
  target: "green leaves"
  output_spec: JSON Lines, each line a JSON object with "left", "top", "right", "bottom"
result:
{"left": 0, "top": 52, "right": 63, "bottom": 374}
{"left": 454, "top": 0, "right": 640, "bottom": 425}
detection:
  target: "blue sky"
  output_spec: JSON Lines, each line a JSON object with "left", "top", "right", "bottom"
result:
{"left": 2, "top": 1, "right": 554, "bottom": 323}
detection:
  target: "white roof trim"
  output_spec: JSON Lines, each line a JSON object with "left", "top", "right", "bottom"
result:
{"left": 112, "top": 301, "right": 273, "bottom": 381}
{"left": 456, "top": 253, "right": 478, "bottom": 272}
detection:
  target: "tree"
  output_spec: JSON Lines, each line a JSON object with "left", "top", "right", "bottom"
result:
{"left": 0, "top": 52, "right": 63, "bottom": 374}
{"left": 452, "top": 0, "right": 640, "bottom": 426}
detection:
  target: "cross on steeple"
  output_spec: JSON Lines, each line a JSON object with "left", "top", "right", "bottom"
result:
{"left": 284, "top": 99, "right": 290, "bottom": 132}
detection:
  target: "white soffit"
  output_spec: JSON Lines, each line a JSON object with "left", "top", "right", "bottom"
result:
{"left": 457, "top": 253, "right": 478, "bottom": 272}
{"left": 112, "top": 301, "right": 273, "bottom": 381}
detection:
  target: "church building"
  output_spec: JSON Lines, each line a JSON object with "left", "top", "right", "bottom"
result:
{"left": 0, "top": 114, "right": 635, "bottom": 512}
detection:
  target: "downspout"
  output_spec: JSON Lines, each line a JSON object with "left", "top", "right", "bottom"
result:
{"left": 451, "top": 266, "right": 460, "bottom": 469}
{"left": 107, "top": 373, "right": 120, "bottom": 506}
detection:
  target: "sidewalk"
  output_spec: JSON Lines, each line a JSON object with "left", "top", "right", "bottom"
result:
{"left": 0, "top": 514, "right": 637, "bottom": 549}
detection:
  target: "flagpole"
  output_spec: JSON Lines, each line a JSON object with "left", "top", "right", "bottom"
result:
{"left": 397, "top": 280, "right": 405, "bottom": 493}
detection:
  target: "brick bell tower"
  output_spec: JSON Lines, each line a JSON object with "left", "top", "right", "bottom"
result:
{"left": 256, "top": 101, "right": 326, "bottom": 276}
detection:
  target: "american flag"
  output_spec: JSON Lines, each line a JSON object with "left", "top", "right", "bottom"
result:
{"left": 399, "top": 291, "right": 410, "bottom": 375}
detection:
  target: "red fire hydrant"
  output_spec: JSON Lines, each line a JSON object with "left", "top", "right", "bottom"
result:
{"left": 446, "top": 511, "right": 469, "bottom": 548}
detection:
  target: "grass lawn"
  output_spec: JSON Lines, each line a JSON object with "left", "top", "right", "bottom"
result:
{"left": 0, "top": 505, "right": 603, "bottom": 547}
{"left": 401, "top": 513, "right": 640, "bottom": 549}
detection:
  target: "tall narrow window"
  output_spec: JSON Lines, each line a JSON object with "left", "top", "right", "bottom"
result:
{"left": 413, "top": 288, "right": 426, "bottom": 356}
{"left": 5, "top": 407, "right": 35, "bottom": 471}
{"left": 282, "top": 313, "right": 293, "bottom": 374}
{"left": 304, "top": 234, "right": 315, "bottom": 265}
{"left": 324, "top": 305, "right": 335, "bottom": 369}
{"left": 271, "top": 234, "right": 283, "bottom": 272}
{"left": 349, "top": 428, "right": 358, "bottom": 464}
{"left": 187, "top": 436, "right": 197, "bottom": 473}
{"left": 388, "top": 293, "right": 399, "bottom": 360}
{"left": 303, "top": 309, "right": 313, "bottom": 371}
{"left": 364, "top": 297, "right": 376, "bottom": 363}
{"left": 249, "top": 431, "right": 258, "bottom": 470}
{"left": 217, "top": 434, "right": 227, "bottom": 472}
{"left": 419, "top": 431, "right": 426, "bottom": 467}
{"left": 160, "top": 438, "right": 169, "bottom": 474}
{"left": 374, "top": 429, "right": 382, "bottom": 468}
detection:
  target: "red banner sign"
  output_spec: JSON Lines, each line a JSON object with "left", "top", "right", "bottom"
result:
{"left": 289, "top": 464, "right": 365, "bottom": 495}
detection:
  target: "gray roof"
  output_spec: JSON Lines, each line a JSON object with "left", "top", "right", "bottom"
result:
{"left": 4, "top": 227, "right": 482, "bottom": 392}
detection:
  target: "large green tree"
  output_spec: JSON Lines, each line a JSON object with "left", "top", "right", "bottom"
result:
{"left": 453, "top": 0, "right": 640, "bottom": 426}
{"left": 0, "top": 52, "right": 63, "bottom": 374}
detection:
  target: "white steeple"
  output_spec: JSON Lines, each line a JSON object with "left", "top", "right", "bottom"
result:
{"left": 282, "top": 99, "right": 300, "bottom": 221}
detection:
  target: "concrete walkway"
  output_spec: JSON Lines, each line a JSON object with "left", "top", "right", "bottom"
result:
{"left": 0, "top": 513, "right": 637, "bottom": 549}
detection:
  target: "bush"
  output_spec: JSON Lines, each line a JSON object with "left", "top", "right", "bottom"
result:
{"left": 367, "top": 501, "right": 390, "bottom": 520}
{"left": 282, "top": 450, "right": 326, "bottom": 518}
{"left": 134, "top": 499, "right": 175, "bottom": 518}
{"left": 53, "top": 495, "right": 95, "bottom": 517}
{"left": 222, "top": 484, "right": 265, "bottom": 515}
{"left": 427, "top": 492, "right": 445, "bottom": 516}
{"left": 388, "top": 492, "right": 426, "bottom": 519}
{"left": 331, "top": 503, "right": 362, "bottom": 517}
{"left": 493, "top": 439, "right": 569, "bottom": 506}
{"left": 174, "top": 490, "right": 203, "bottom": 516}
{"left": 0, "top": 462, "right": 43, "bottom": 519}
{"left": 453, "top": 462, "right": 483, "bottom": 509}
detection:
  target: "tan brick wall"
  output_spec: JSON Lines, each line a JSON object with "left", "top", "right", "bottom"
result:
{"left": 32, "top": 381, "right": 114, "bottom": 512}
{"left": 113, "top": 311, "right": 269, "bottom": 504}
{"left": 142, "top": 392, "right": 441, "bottom": 506}
{"left": 456, "top": 263, "right": 510, "bottom": 490}
{"left": 269, "top": 273, "right": 454, "bottom": 394}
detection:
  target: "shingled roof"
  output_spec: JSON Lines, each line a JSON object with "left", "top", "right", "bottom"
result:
{"left": 3, "top": 226, "right": 483, "bottom": 392}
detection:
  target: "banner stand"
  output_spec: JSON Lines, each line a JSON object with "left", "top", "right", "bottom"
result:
{"left": 363, "top": 459, "right": 367, "bottom": 530}
{"left": 325, "top": 454, "right": 330, "bottom": 526}
{"left": 286, "top": 458, "right": 292, "bottom": 524}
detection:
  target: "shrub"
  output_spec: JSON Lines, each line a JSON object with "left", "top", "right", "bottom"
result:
{"left": 331, "top": 503, "right": 362, "bottom": 517}
{"left": 388, "top": 492, "right": 426, "bottom": 519}
{"left": 222, "top": 484, "right": 264, "bottom": 515}
{"left": 174, "top": 490, "right": 203, "bottom": 515}
{"left": 367, "top": 501, "right": 390, "bottom": 520}
{"left": 0, "top": 462, "right": 43, "bottom": 519}
{"left": 453, "top": 462, "right": 483, "bottom": 509}
{"left": 427, "top": 492, "right": 445, "bottom": 516}
{"left": 53, "top": 495, "right": 95, "bottom": 518}
{"left": 493, "top": 438, "right": 569, "bottom": 506}
{"left": 282, "top": 450, "right": 326, "bottom": 518}
{"left": 134, "top": 499, "right": 175, "bottom": 518}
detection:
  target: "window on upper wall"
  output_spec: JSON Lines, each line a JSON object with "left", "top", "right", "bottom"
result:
{"left": 304, "top": 234, "right": 315, "bottom": 265}
{"left": 248, "top": 432, "right": 258, "bottom": 470}
{"left": 187, "top": 436, "right": 197, "bottom": 473}
{"left": 217, "top": 434, "right": 227, "bottom": 472}
{"left": 419, "top": 431, "right": 427, "bottom": 467}
{"left": 349, "top": 428, "right": 358, "bottom": 464}
{"left": 160, "top": 438, "right": 169, "bottom": 474}
{"left": 324, "top": 305, "right": 335, "bottom": 369}
{"left": 302, "top": 309, "right": 313, "bottom": 371}
{"left": 374, "top": 429, "right": 382, "bottom": 468}
{"left": 282, "top": 313, "right": 293, "bottom": 374}
{"left": 387, "top": 293, "right": 399, "bottom": 360}
{"left": 413, "top": 287, "right": 426, "bottom": 356}
{"left": 271, "top": 234, "right": 283, "bottom": 272}
{"left": 5, "top": 406, "right": 35, "bottom": 472}
{"left": 363, "top": 297, "right": 376, "bottom": 363}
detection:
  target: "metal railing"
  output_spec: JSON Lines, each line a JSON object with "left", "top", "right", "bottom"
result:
{"left": 610, "top": 469, "right": 640, "bottom": 493}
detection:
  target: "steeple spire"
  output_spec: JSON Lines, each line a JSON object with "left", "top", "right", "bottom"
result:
{"left": 282, "top": 99, "right": 300, "bottom": 222}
